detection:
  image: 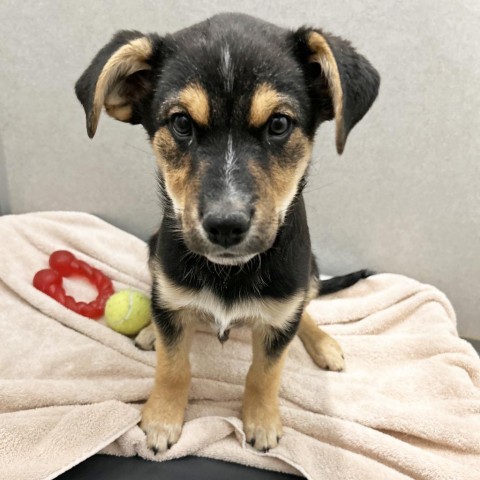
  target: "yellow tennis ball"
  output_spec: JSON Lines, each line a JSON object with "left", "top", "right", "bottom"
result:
{"left": 105, "top": 290, "right": 151, "bottom": 336}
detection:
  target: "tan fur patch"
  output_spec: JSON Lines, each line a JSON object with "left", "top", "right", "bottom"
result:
{"left": 250, "top": 83, "right": 280, "bottom": 127}
{"left": 270, "top": 135, "right": 312, "bottom": 217}
{"left": 249, "top": 83, "right": 295, "bottom": 127}
{"left": 104, "top": 85, "right": 132, "bottom": 121}
{"left": 248, "top": 129, "right": 312, "bottom": 222}
{"left": 307, "top": 32, "right": 345, "bottom": 154}
{"left": 89, "top": 37, "right": 152, "bottom": 137}
{"left": 178, "top": 83, "right": 210, "bottom": 127}
{"left": 152, "top": 128, "right": 191, "bottom": 212}
{"left": 297, "top": 311, "right": 345, "bottom": 371}
{"left": 306, "top": 276, "right": 320, "bottom": 302}
{"left": 242, "top": 327, "right": 288, "bottom": 450}
{"left": 141, "top": 316, "right": 196, "bottom": 452}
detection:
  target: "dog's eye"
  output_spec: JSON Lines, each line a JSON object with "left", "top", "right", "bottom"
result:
{"left": 171, "top": 113, "right": 193, "bottom": 137}
{"left": 268, "top": 114, "right": 292, "bottom": 137}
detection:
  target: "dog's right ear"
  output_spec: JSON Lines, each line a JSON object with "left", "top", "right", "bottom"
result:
{"left": 75, "top": 30, "right": 161, "bottom": 138}
{"left": 292, "top": 28, "right": 380, "bottom": 154}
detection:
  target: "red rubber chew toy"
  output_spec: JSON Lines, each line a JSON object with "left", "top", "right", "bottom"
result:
{"left": 33, "top": 250, "right": 114, "bottom": 319}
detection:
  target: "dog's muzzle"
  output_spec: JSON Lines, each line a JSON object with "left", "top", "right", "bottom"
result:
{"left": 202, "top": 208, "right": 252, "bottom": 249}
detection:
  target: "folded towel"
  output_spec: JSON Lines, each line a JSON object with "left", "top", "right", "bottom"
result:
{"left": 0, "top": 211, "right": 479, "bottom": 480}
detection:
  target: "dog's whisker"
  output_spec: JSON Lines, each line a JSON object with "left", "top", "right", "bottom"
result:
{"left": 124, "top": 143, "right": 155, "bottom": 156}
{"left": 303, "top": 181, "right": 341, "bottom": 195}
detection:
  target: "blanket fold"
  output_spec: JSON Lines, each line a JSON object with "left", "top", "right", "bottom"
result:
{"left": 0, "top": 211, "right": 479, "bottom": 480}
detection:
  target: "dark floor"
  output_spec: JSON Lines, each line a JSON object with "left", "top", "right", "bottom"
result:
{"left": 57, "top": 454, "right": 301, "bottom": 480}
{"left": 58, "top": 338, "right": 480, "bottom": 480}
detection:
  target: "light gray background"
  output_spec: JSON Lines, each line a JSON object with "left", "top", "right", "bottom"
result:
{"left": 0, "top": 1, "right": 479, "bottom": 338}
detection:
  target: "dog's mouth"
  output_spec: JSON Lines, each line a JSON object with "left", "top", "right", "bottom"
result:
{"left": 205, "top": 252, "right": 257, "bottom": 266}
{"left": 181, "top": 227, "right": 272, "bottom": 266}
{"left": 178, "top": 206, "right": 281, "bottom": 265}
{"left": 184, "top": 222, "right": 277, "bottom": 265}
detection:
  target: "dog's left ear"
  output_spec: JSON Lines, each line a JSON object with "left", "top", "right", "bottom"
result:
{"left": 292, "top": 28, "right": 380, "bottom": 154}
{"left": 75, "top": 30, "right": 162, "bottom": 138}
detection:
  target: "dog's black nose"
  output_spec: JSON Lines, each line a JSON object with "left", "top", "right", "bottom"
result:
{"left": 202, "top": 211, "right": 251, "bottom": 248}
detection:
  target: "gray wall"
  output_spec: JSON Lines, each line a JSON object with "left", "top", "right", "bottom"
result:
{"left": 0, "top": 1, "right": 479, "bottom": 338}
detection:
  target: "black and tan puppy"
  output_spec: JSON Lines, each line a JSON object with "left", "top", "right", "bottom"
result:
{"left": 75, "top": 13, "right": 379, "bottom": 453}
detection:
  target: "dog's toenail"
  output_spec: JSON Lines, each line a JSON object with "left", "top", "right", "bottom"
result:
{"left": 152, "top": 446, "right": 158, "bottom": 455}
{"left": 167, "top": 442, "right": 172, "bottom": 449}
{"left": 262, "top": 447, "right": 270, "bottom": 453}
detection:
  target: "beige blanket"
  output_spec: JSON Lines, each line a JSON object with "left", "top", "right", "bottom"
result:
{"left": 0, "top": 211, "right": 479, "bottom": 480}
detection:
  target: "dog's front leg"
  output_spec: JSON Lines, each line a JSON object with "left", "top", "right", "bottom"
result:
{"left": 297, "top": 311, "right": 345, "bottom": 371}
{"left": 140, "top": 308, "right": 195, "bottom": 454}
{"left": 242, "top": 321, "right": 298, "bottom": 451}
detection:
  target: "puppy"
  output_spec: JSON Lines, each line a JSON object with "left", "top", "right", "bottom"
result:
{"left": 75, "top": 13, "right": 380, "bottom": 453}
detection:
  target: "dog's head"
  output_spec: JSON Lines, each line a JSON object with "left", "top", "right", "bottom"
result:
{"left": 76, "top": 13, "right": 379, "bottom": 265}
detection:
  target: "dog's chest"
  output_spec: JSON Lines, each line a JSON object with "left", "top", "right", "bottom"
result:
{"left": 155, "top": 270, "right": 302, "bottom": 337}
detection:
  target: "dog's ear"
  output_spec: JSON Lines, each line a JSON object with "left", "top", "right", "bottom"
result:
{"left": 292, "top": 28, "right": 380, "bottom": 154}
{"left": 75, "top": 30, "right": 161, "bottom": 138}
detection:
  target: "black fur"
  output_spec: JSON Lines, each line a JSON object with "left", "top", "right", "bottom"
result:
{"left": 265, "top": 309, "right": 303, "bottom": 358}
{"left": 320, "top": 269, "right": 376, "bottom": 295}
{"left": 150, "top": 283, "right": 182, "bottom": 347}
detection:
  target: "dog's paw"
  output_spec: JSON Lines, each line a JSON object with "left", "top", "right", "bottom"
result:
{"left": 140, "top": 401, "right": 183, "bottom": 454}
{"left": 309, "top": 335, "right": 345, "bottom": 371}
{"left": 134, "top": 323, "right": 156, "bottom": 350}
{"left": 242, "top": 405, "right": 283, "bottom": 452}
{"left": 141, "top": 419, "right": 182, "bottom": 454}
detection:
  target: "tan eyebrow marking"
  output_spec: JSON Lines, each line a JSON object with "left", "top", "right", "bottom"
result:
{"left": 249, "top": 83, "right": 295, "bottom": 127}
{"left": 178, "top": 83, "right": 210, "bottom": 127}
